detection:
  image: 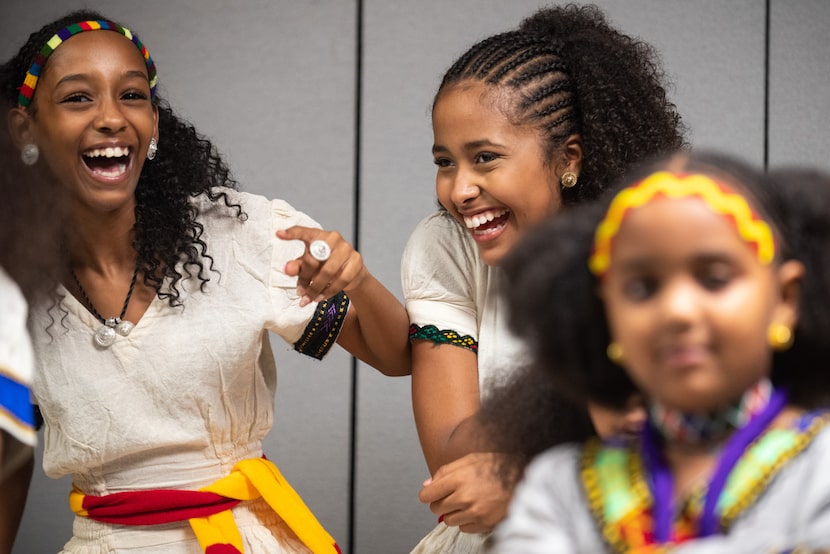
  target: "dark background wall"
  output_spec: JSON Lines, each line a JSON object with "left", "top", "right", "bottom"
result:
{"left": 1, "top": 1, "right": 827, "bottom": 552}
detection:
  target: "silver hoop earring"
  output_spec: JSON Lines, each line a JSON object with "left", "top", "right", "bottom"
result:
{"left": 147, "top": 138, "right": 158, "bottom": 160}
{"left": 21, "top": 143, "right": 39, "bottom": 166}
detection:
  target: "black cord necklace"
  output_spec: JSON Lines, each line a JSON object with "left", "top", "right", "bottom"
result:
{"left": 71, "top": 265, "right": 139, "bottom": 348}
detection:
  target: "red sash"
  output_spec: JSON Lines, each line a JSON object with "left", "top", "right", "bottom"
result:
{"left": 70, "top": 457, "right": 340, "bottom": 553}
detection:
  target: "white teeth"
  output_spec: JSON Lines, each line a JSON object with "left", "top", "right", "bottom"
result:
{"left": 464, "top": 208, "right": 509, "bottom": 229}
{"left": 91, "top": 163, "right": 128, "bottom": 178}
{"left": 84, "top": 146, "right": 131, "bottom": 158}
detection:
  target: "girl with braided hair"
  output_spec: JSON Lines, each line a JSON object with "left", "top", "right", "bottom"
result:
{"left": 1, "top": 9, "right": 409, "bottom": 553}
{"left": 403, "top": 4, "right": 684, "bottom": 551}
{"left": 489, "top": 151, "right": 830, "bottom": 553}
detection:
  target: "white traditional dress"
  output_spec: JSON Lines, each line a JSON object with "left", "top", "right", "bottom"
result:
{"left": 402, "top": 210, "right": 530, "bottom": 553}
{"left": 30, "top": 189, "right": 347, "bottom": 553}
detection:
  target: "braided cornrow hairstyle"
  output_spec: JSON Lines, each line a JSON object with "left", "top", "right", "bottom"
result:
{"left": 435, "top": 3, "right": 686, "bottom": 204}
{"left": 0, "top": 9, "right": 245, "bottom": 308}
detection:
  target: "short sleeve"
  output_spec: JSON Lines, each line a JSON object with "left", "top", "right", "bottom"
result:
{"left": 264, "top": 198, "right": 349, "bottom": 359}
{"left": 401, "top": 211, "right": 480, "bottom": 351}
{"left": 0, "top": 268, "right": 36, "bottom": 448}
{"left": 211, "top": 190, "right": 349, "bottom": 360}
{"left": 195, "top": 190, "right": 350, "bottom": 360}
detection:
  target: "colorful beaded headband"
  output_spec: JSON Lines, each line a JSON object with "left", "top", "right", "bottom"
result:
{"left": 588, "top": 171, "right": 776, "bottom": 277}
{"left": 17, "top": 20, "right": 158, "bottom": 108}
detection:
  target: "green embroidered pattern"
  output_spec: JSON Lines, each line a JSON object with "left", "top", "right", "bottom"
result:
{"left": 409, "top": 324, "right": 477, "bottom": 353}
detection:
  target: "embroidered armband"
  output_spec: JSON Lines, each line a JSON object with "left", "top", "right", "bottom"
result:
{"left": 409, "top": 324, "right": 477, "bottom": 354}
{"left": 293, "top": 292, "right": 349, "bottom": 360}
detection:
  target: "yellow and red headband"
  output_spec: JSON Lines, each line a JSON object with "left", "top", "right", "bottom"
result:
{"left": 588, "top": 171, "right": 776, "bottom": 277}
{"left": 18, "top": 20, "right": 158, "bottom": 108}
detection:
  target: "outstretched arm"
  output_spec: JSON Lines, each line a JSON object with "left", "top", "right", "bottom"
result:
{"left": 278, "top": 226, "right": 410, "bottom": 376}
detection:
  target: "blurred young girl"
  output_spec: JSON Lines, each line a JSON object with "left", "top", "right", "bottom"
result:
{"left": 490, "top": 151, "right": 830, "bottom": 552}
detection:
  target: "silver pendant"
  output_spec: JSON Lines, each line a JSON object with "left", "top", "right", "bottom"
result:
{"left": 115, "top": 320, "right": 135, "bottom": 336}
{"left": 93, "top": 317, "right": 134, "bottom": 347}
{"left": 94, "top": 324, "right": 117, "bottom": 348}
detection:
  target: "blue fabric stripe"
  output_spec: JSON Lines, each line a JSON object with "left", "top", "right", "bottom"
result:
{"left": 0, "top": 373, "right": 34, "bottom": 427}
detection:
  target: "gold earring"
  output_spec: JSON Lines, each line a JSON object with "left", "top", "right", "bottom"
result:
{"left": 606, "top": 342, "right": 624, "bottom": 364}
{"left": 561, "top": 171, "right": 578, "bottom": 188}
{"left": 767, "top": 323, "right": 794, "bottom": 351}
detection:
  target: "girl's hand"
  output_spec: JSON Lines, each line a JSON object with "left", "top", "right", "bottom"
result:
{"left": 418, "top": 452, "right": 511, "bottom": 534}
{"left": 277, "top": 226, "right": 368, "bottom": 307}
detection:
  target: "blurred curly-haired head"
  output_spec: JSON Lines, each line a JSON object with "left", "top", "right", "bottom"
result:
{"left": 503, "top": 150, "right": 830, "bottom": 411}
{"left": 763, "top": 166, "right": 830, "bottom": 408}
{"left": 0, "top": 96, "right": 65, "bottom": 307}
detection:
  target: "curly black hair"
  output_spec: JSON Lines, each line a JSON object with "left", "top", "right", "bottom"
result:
{"left": 477, "top": 364, "right": 596, "bottom": 487}
{"left": 1, "top": 10, "right": 245, "bottom": 306}
{"left": 486, "top": 150, "right": 830, "bottom": 469}
{"left": 435, "top": 3, "right": 686, "bottom": 204}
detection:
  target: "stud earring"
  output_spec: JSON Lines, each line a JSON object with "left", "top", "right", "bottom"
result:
{"left": 21, "top": 143, "right": 39, "bottom": 166}
{"left": 767, "top": 323, "right": 794, "bottom": 351}
{"left": 606, "top": 342, "right": 624, "bottom": 364}
{"left": 561, "top": 171, "right": 578, "bottom": 188}
{"left": 147, "top": 138, "right": 158, "bottom": 160}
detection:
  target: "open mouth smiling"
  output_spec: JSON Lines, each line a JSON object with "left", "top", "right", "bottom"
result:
{"left": 82, "top": 146, "right": 132, "bottom": 179}
{"left": 463, "top": 208, "right": 511, "bottom": 237}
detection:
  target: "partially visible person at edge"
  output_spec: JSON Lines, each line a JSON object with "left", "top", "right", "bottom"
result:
{"left": 489, "top": 151, "right": 830, "bottom": 553}
{"left": 0, "top": 10, "right": 410, "bottom": 553}
{"left": 0, "top": 92, "right": 66, "bottom": 552}
{"left": 401, "top": 3, "right": 685, "bottom": 552}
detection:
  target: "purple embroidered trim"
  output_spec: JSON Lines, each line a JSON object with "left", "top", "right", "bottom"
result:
{"left": 293, "top": 292, "right": 349, "bottom": 360}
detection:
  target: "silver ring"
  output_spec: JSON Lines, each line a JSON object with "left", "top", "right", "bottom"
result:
{"left": 309, "top": 240, "right": 331, "bottom": 262}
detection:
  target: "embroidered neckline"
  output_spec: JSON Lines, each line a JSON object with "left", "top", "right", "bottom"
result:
{"left": 580, "top": 412, "right": 830, "bottom": 554}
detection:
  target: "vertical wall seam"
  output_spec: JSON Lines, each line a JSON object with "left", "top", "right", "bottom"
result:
{"left": 764, "top": 0, "right": 771, "bottom": 168}
{"left": 348, "top": 0, "right": 364, "bottom": 552}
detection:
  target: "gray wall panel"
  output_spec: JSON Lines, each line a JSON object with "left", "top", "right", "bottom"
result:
{"left": 769, "top": 0, "right": 830, "bottom": 169}
{"left": 595, "top": 0, "right": 766, "bottom": 162}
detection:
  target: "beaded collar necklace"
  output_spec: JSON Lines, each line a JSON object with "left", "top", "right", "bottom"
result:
{"left": 649, "top": 378, "right": 774, "bottom": 443}
{"left": 71, "top": 265, "right": 139, "bottom": 348}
